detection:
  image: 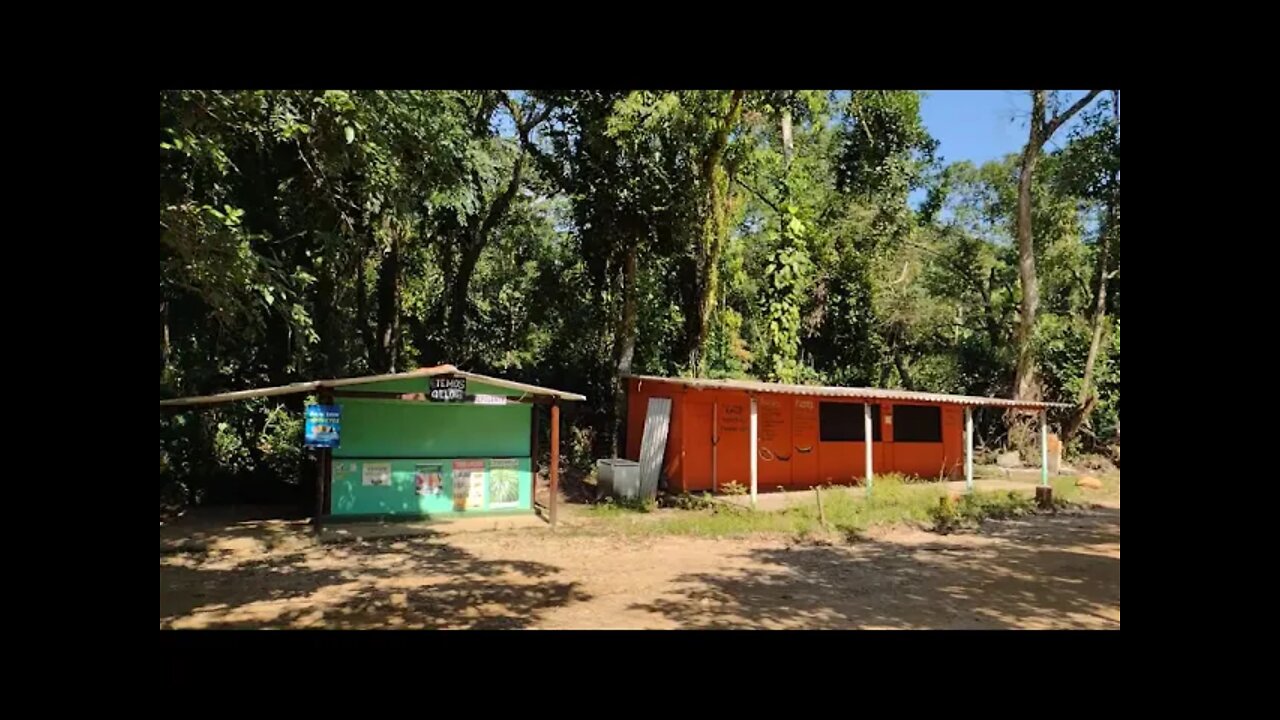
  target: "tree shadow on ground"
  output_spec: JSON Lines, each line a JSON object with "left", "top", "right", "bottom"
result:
{"left": 160, "top": 531, "right": 588, "bottom": 630}
{"left": 629, "top": 508, "right": 1120, "bottom": 629}
{"left": 160, "top": 504, "right": 313, "bottom": 555}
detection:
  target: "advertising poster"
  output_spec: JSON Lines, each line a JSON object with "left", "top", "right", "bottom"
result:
{"left": 415, "top": 463, "right": 444, "bottom": 497}
{"left": 362, "top": 462, "right": 391, "bottom": 487}
{"left": 304, "top": 404, "right": 341, "bottom": 448}
{"left": 488, "top": 459, "right": 520, "bottom": 508}
{"left": 452, "top": 460, "right": 485, "bottom": 511}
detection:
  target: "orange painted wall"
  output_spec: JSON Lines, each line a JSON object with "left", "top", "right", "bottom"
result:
{"left": 624, "top": 378, "right": 648, "bottom": 461}
{"left": 625, "top": 379, "right": 965, "bottom": 493}
{"left": 666, "top": 394, "right": 685, "bottom": 484}
{"left": 941, "top": 406, "right": 964, "bottom": 477}
{"left": 682, "top": 401, "right": 715, "bottom": 492}
{"left": 813, "top": 399, "right": 886, "bottom": 487}
{"left": 714, "top": 393, "right": 752, "bottom": 490}
{"left": 790, "top": 398, "right": 820, "bottom": 488}
{"left": 881, "top": 402, "right": 965, "bottom": 479}
{"left": 756, "top": 395, "right": 793, "bottom": 489}
{"left": 624, "top": 378, "right": 685, "bottom": 488}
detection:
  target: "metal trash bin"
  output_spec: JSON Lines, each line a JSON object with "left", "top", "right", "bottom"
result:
{"left": 597, "top": 459, "right": 643, "bottom": 502}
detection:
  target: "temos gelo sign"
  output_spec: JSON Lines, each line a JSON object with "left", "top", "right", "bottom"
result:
{"left": 430, "top": 375, "right": 467, "bottom": 402}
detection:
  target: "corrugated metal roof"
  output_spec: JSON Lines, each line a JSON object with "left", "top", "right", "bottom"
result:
{"left": 624, "top": 374, "right": 1068, "bottom": 410}
{"left": 159, "top": 365, "right": 586, "bottom": 407}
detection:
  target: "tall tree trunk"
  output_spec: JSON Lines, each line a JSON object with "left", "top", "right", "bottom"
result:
{"left": 613, "top": 244, "right": 638, "bottom": 457}
{"left": 315, "top": 267, "right": 340, "bottom": 378}
{"left": 356, "top": 247, "right": 374, "bottom": 366}
{"left": 1013, "top": 93, "right": 1046, "bottom": 402}
{"left": 159, "top": 299, "right": 169, "bottom": 382}
{"left": 444, "top": 135, "right": 528, "bottom": 365}
{"left": 373, "top": 219, "right": 401, "bottom": 373}
{"left": 1012, "top": 89, "right": 1103, "bottom": 402}
{"left": 894, "top": 350, "right": 914, "bottom": 390}
{"left": 1064, "top": 91, "right": 1120, "bottom": 445}
{"left": 1077, "top": 214, "right": 1113, "bottom": 404}
{"left": 691, "top": 89, "right": 745, "bottom": 375}
{"left": 447, "top": 239, "right": 484, "bottom": 363}
{"left": 1078, "top": 90, "right": 1120, "bottom": 409}
{"left": 781, "top": 105, "right": 793, "bottom": 166}
{"left": 423, "top": 238, "right": 455, "bottom": 366}
{"left": 781, "top": 102, "right": 793, "bottom": 242}
{"left": 983, "top": 268, "right": 1004, "bottom": 349}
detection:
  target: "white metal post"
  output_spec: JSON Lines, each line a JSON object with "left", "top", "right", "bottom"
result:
{"left": 1040, "top": 409, "right": 1049, "bottom": 488}
{"left": 749, "top": 396, "right": 759, "bottom": 507}
{"left": 864, "top": 403, "right": 874, "bottom": 494}
{"left": 965, "top": 406, "right": 974, "bottom": 493}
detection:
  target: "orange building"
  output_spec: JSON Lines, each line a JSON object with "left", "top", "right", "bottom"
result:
{"left": 624, "top": 375, "right": 1065, "bottom": 494}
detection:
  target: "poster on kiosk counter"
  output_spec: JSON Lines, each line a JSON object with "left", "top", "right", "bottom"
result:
{"left": 415, "top": 463, "right": 444, "bottom": 497}
{"left": 451, "top": 460, "right": 486, "bottom": 511}
{"left": 362, "top": 463, "right": 391, "bottom": 487}
{"left": 488, "top": 459, "right": 520, "bottom": 508}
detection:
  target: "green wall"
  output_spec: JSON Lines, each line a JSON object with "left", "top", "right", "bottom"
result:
{"left": 327, "top": 397, "right": 533, "bottom": 518}
{"left": 334, "top": 399, "right": 530, "bottom": 459}
{"left": 331, "top": 457, "right": 532, "bottom": 517}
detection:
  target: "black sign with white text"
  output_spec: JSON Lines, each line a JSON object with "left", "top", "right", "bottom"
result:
{"left": 429, "top": 376, "right": 467, "bottom": 402}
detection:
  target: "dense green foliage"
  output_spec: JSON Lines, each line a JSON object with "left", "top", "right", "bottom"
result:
{"left": 160, "top": 90, "right": 1120, "bottom": 505}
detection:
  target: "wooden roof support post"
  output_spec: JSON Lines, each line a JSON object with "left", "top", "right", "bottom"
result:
{"left": 749, "top": 395, "right": 758, "bottom": 508}
{"left": 314, "top": 388, "right": 334, "bottom": 535}
{"left": 964, "top": 406, "right": 975, "bottom": 493}
{"left": 864, "top": 403, "right": 874, "bottom": 497}
{"left": 550, "top": 399, "right": 560, "bottom": 528}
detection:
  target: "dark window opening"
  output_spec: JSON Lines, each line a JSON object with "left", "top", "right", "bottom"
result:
{"left": 819, "top": 402, "right": 882, "bottom": 441}
{"left": 893, "top": 404, "right": 943, "bottom": 443}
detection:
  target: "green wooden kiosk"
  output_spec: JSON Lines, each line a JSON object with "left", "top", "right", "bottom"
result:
{"left": 159, "top": 365, "right": 586, "bottom": 527}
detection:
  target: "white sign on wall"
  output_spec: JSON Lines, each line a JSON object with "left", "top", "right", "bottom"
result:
{"left": 362, "top": 462, "right": 391, "bottom": 487}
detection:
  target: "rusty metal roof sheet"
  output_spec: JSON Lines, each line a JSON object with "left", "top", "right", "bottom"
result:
{"left": 624, "top": 374, "right": 1068, "bottom": 410}
{"left": 160, "top": 364, "right": 586, "bottom": 407}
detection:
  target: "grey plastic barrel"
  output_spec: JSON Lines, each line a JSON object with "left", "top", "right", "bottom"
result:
{"left": 597, "top": 459, "right": 643, "bottom": 502}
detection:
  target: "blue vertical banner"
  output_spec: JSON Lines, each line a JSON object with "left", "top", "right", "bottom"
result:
{"left": 304, "top": 404, "right": 341, "bottom": 448}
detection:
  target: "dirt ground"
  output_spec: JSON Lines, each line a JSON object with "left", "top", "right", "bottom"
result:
{"left": 160, "top": 501, "right": 1119, "bottom": 630}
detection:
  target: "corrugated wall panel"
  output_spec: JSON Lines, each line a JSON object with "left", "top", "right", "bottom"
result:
{"left": 638, "top": 397, "right": 673, "bottom": 494}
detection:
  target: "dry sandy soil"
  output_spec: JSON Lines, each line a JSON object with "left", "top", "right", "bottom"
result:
{"left": 159, "top": 503, "right": 1119, "bottom": 630}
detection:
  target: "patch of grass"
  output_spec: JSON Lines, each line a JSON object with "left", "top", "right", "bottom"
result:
{"left": 660, "top": 493, "right": 717, "bottom": 511}
{"left": 581, "top": 496, "right": 657, "bottom": 517}
{"left": 572, "top": 472, "right": 1106, "bottom": 542}
{"left": 631, "top": 508, "right": 804, "bottom": 538}
{"left": 928, "top": 490, "right": 1036, "bottom": 534}
{"left": 1051, "top": 473, "right": 1121, "bottom": 504}
{"left": 576, "top": 475, "right": 949, "bottom": 540}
